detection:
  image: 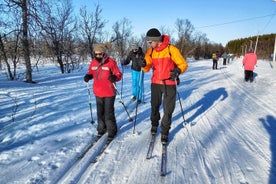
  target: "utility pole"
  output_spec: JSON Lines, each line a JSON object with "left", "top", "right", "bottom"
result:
{"left": 273, "top": 35, "right": 276, "bottom": 63}
{"left": 273, "top": 1, "right": 276, "bottom": 62}
{"left": 254, "top": 36, "right": 259, "bottom": 54}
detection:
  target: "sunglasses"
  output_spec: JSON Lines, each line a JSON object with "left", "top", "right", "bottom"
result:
{"left": 94, "top": 53, "right": 103, "bottom": 56}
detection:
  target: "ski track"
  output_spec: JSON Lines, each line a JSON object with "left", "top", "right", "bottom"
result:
{"left": 166, "top": 60, "right": 272, "bottom": 183}
{"left": 56, "top": 99, "right": 133, "bottom": 184}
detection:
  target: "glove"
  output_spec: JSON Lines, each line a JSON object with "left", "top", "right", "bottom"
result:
{"left": 84, "top": 74, "right": 92, "bottom": 82}
{"left": 121, "top": 60, "right": 126, "bottom": 65}
{"left": 170, "top": 67, "right": 181, "bottom": 79}
{"left": 108, "top": 74, "right": 117, "bottom": 83}
{"left": 138, "top": 59, "right": 146, "bottom": 67}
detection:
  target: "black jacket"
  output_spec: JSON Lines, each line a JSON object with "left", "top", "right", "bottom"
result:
{"left": 123, "top": 47, "right": 145, "bottom": 71}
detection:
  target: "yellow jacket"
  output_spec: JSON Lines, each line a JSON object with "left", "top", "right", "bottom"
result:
{"left": 143, "top": 35, "right": 188, "bottom": 85}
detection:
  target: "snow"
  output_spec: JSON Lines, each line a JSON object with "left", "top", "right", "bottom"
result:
{"left": 1, "top": 57, "right": 276, "bottom": 184}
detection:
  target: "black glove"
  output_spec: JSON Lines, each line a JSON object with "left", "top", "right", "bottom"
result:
{"left": 170, "top": 67, "right": 181, "bottom": 79}
{"left": 84, "top": 74, "right": 92, "bottom": 82}
{"left": 138, "top": 59, "right": 146, "bottom": 67}
{"left": 108, "top": 74, "right": 117, "bottom": 83}
{"left": 121, "top": 60, "right": 126, "bottom": 65}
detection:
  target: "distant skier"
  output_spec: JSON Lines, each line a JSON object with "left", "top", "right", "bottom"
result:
{"left": 84, "top": 42, "right": 122, "bottom": 141}
{"left": 222, "top": 52, "right": 227, "bottom": 65}
{"left": 242, "top": 48, "right": 257, "bottom": 82}
{"left": 212, "top": 51, "right": 219, "bottom": 69}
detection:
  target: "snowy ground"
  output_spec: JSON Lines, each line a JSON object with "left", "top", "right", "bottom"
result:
{"left": 0, "top": 57, "right": 276, "bottom": 184}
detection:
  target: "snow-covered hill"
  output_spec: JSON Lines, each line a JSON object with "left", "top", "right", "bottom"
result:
{"left": 1, "top": 57, "right": 276, "bottom": 184}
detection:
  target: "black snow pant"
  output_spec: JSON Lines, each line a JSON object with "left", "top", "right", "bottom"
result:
{"left": 96, "top": 96, "right": 117, "bottom": 138}
{"left": 244, "top": 70, "right": 254, "bottom": 82}
{"left": 223, "top": 58, "right": 227, "bottom": 65}
{"left": 213, "top": 59, "right": 218, "bottom": 69}
{"left": 150, "top": 83, "right": 176, "bottom": 136}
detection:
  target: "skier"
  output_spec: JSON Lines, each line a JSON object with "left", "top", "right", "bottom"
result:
{"left": 212, "top": 51, "right": 219, "bottom": 69}
{"left": 121, "top": 42, "right": 145, "bottom": 104}
{"left": 139, "top": 28, "right": 188, "bottom": 144}
{"left": 84, "top": 42, "right": 122, "bottom": 141}
{"left": 222, "top": 52, "right": 227, "bottom": 65}
{"left": 243, "top": 48, "right": 257, "bottom": 82}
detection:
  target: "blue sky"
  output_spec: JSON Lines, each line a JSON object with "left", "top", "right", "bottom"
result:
{"left": 72, "top": 0, "right": 276, "bottom": 46}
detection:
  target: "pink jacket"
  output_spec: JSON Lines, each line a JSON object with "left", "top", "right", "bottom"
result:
{"left": 243, "top": 52, "right": 257, "bottom": 71}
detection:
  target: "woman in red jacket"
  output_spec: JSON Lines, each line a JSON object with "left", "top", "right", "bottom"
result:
{"left": 243, "top": 49, "right": 257, "bottom": 82}
{"left": 84, "top": 42, "right": 122, "bottom": 141}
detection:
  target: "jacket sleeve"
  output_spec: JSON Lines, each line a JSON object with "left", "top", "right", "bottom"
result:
{"left": 142, "top": 48, "right": 153, "bottom": 72}
{"left": 87, "top": 60, "right": 94, "bottom": 75}
{"left": 123, "top": 52, "right": 132, "bottom": 65}
{"left": 110, "top": 59, "right": 122, "bottom": 82}
{"left": 242, "top": 55, "right": 247, "bottom": 65}
{"left": 170, "top": 45, "right": 188, "bottom": 74}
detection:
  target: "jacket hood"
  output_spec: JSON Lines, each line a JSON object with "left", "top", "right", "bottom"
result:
{"left": 155, "top": 35, "right": 170, "bottom": 52}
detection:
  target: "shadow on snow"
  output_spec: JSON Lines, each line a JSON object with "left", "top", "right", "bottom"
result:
{"left": 171, "top": 87, "right": 228, "bottom": 140}
{"left": 260, "top": 115, "right": 276, "bottom": 184}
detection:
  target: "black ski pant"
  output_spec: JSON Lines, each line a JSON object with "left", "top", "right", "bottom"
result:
{"left": 95, "top": 96, "right": 117, "bottom": 137}
{"left": 223, "top": 58, "right": 227, "bottom": 65}
{"left": 244, "top": 70, "right": 254, "bottom": 82}
{"left": 150, "top": 83, "right": 176, "bottom": 136}
{"left": 213, "top": 59, "right": 218, "bottom": 69}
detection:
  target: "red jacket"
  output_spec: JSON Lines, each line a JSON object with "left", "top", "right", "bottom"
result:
{"left": 243, "top": 52, "right": 257, "bottom": 71}
{"left": 143, "top": 35, "right": 188, "bottom": 85}
{"left": 87, "top": 55, "right": 122, "bottom": 97}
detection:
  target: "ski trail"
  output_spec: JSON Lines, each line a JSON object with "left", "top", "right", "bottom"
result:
{"left": 56, "top": 135, "right": 108, "bottom": 184}
{"left": 221, "top": 67, "right": 276, "bottom": 115}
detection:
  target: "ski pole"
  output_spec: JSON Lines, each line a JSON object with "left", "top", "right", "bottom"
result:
{"left": 86, "top": 83, "right": 95, "bottom": 124}
{"left": 175, "top": 79, "right": 187, "bottom": 125}
{"left": 120, "top": 63, "right": 124, "bottom": 100}
{"left": 133, "top": 70, "right": 143, "bottom": 134}
{"left": 112, "top": 83, "right": 133, "bottom": 122}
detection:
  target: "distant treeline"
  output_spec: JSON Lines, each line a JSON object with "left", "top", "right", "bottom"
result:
{"left": 226, "top": 34, "right": 276, "bottom": 60}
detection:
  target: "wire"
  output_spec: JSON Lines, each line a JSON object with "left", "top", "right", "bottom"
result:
{"left": 196, "top": 13, "right": 276, "bottom": 29}
{"left": 260, "top": 9, "right": 276, "bottom": 33}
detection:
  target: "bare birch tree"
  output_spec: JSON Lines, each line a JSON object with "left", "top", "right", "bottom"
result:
{"left": 111, "top": 18, "right": 132, "bottom": 60}
{"left": 79, "top": 4, "right": 106, "bottom": 59}
{"left": 38, "top": 0, "right": 76, "bottom": 73}
{"left": 2, "top": 0, "right": 34, "bottom": 82}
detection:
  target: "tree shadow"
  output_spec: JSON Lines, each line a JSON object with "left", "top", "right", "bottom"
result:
{"left": 259, "top": 115, "right": 276, "bottom": 184}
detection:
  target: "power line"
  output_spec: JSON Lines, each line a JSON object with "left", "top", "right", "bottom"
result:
{"left": 260, "top": 9, "right": 276, "bottom": 33}
{"left": 196, "top": 13, "right": 276, "bottom": 29}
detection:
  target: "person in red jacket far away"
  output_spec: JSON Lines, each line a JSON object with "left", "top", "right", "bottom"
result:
{"left": 84, "top": 42, "right": 122, "bottom": 141}
{"left": 242, "top": 48, "right": 257, "bottom": 82}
